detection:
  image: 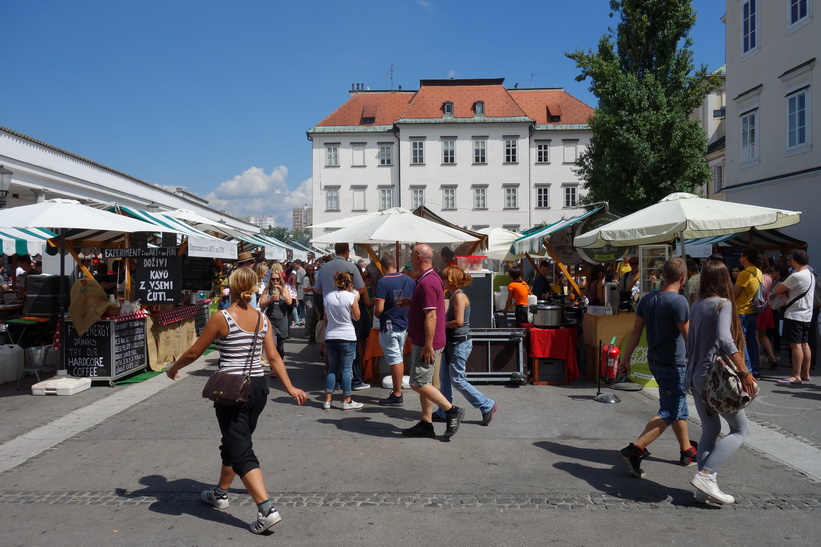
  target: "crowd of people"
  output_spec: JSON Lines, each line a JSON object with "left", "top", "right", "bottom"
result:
{"left": 617, "top": 248, "right": 816, "bottom": 506}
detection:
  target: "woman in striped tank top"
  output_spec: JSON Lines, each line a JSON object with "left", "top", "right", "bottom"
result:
{"left": 167, "top": 267, "right": 306, "bottom": 534}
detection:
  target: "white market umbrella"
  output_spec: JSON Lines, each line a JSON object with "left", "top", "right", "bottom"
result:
{"left": 308, "top": 207, "right": 411, "bottom": 229}
{"left": 311, "top": 210, "right": 478, "bottom": 245}
{"left": 574, "top": 193, "right": 801, "bottom": 254}
{"left": 477, "top": 227, "right": 546, "bottom": 261}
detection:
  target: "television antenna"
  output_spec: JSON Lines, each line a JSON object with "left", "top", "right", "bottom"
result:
{"left": 385, "top": 63, "right": 400, "bottom": 90}
{"left": 530, "top": 73, "right": 542, "bottom": 87}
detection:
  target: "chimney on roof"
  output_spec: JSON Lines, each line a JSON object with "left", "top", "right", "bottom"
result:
{"left": 351, "top": 83, "right": 355, "bottom": 90}
{"left": 398, "top": 85, "right": 402, "bottom": 90}
{"left": 514, "top": 83, "right": 519, "bottom": 89}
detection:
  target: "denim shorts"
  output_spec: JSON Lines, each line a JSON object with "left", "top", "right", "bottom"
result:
{"left": 379, "top": 329, "right": 407, "bottom": 365}
{"left": 409, "top": 344, "right": 441, "bottom": 387}
{"left": 649, "top": 360, "right": 688, "bottom": 424}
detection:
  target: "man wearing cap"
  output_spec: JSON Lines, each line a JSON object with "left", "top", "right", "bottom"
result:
{"left": 231, "top": 251, "right": 259, "bottom": 309}
{"left": 314, "top": 243, "right": 371, "bottom": 390}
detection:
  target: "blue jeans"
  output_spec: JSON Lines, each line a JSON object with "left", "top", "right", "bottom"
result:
{"left": 739, "top": 313, "right": 759, "bottom": 374}
{"left": 325, "top": 340, "right": 356, "bottom": 396}
{"left": 436, "top": 340, "right": 495, "bottom": 416}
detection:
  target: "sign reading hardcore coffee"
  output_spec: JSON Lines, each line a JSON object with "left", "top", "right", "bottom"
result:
{"left": 63, "top": 319, "right": 147, "bottom": 380}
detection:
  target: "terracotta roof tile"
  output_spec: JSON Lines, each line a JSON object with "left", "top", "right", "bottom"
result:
{"left": 508, "top": 89, "right": 594, "bottom": 124}
{"left": 316, "top": 92, "right": 414, "bottom": 127}
{"left": 400, "top": 85, "right": 527, "bottom": 119}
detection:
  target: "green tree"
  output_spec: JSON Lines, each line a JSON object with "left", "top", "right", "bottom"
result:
{"left": 262, "top": 226, "right": 310, "bottom": 248}
{"left": 566, "top": 0, "right": 720, "bottom": 214}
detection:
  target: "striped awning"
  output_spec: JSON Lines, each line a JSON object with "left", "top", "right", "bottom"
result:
{"left": 111, "top": 206, "right": 223, "bottom": 241}
{"left": 0, "top": 227, "right": 58, "bottom": 256}
{"left": 686, "top": 228, "right": 806, "bottom": 250}
{"left": 511, "top": 207, "right": 604, "bottom": 256}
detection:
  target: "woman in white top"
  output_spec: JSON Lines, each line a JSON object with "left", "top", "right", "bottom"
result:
{"left": 323, "top": 271, "right": 363, "bottom": 410}
{"left": 167, "top": 267, "right": 306, "bottom": 534}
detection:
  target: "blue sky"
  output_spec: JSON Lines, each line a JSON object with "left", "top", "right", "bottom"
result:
{"left": 2, "top": 0, "right": 726, "bottom": 227}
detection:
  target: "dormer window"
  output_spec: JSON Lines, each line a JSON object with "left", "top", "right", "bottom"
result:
{"left": 474, "top": 101, "right": 485, "bottom": 116}
{"left": 443, "top": 101, "right": 454, "bottom": 117}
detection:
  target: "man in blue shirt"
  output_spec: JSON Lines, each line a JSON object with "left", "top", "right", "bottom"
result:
{"left": 373, "top": 254, "right": 415, "bottom": 406}
{"left": 618, "top": 257, "right": 697, "bottom": 478}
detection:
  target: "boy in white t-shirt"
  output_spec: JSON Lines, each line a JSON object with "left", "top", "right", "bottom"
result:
{"left": 774, "top": 249, "right": 814, "bottom": 385}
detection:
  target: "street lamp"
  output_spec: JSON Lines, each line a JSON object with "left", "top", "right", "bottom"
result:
{"left": 0, "top": 164, "right": 12, "bottom": 209}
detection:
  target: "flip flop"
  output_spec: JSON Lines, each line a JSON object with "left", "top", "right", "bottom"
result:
{"left": 776, "top": 378, "right": 802, "bottom": 385}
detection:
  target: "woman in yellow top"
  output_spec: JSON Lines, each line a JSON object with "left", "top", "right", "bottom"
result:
{"left": 503, "top": 267, "right": 530, "bottom": 327}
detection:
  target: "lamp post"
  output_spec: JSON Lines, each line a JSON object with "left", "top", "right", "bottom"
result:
{"left": 0, "top": 164, "right": 12, "bottom": 209}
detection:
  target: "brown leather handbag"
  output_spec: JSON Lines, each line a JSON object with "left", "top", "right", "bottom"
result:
{"left": 202, "top": 312, "right": 261, "bottom": 406}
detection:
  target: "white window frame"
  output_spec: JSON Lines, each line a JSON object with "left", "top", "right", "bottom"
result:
{"left": 504, "top": 187, "right": 519, "bottom": 209}
{"left": 788, "top": 0, "right": 811, "bottom": 29}
{"left": 325, "top": 146, "right": 339, "bottom": 167}
{"left": 411, "top": 187, "right": 425, "bottom": 209}
{"left": 352, "top": 143, "right": 366, "bottom": 167}
{"left": 563, "top": 186, "right": 577, "bottom": 208}
{"left": 473, "top": 138, "right": 487, "bottom": 163}
{"left": 536, "top": 186, "right": 550, "bottom": 208}
{"left": 325, "top": 187, "right": 340, "bottom": 211}
{"left": 474, "top": 101, "right": 485, "bottom": 116}
{"left": 787, "top": 89, "right": 809, "bottom": 150}
{"left": 536, "top": 141, "right": 550, "bottom": 163}
{"left": 411, "top": 140, "right": 425, "bottom": 164}
{"left": 741, "top": 0, "right": 759, "bottom": 56}
{"left": 473, "top": 187, "right": 487, "bottom": 209}
{"left": 379, "top": 187, "right": 393, "bottom": 210}
{"left": 504, "top": 138, "right": 518, "bottom": 163}
{"left": 442, "top": 139, "right": 456, "bottom": 164}
{"left": 442, "top": 187, "right": 456, "bottom": 210}
{"left": 563, "top": 140, "right": 578, "bottom": 163}
{"left": 443, "top": 102, "right": 454, "bottom": 117}
{"left": 378, "top": 144, "right": 392, "bottom": 166}
{"left": 741, "top": 108, "right": 759, "bottom": 164}
{"left": 351, "top": 186, "right": 366, "bottom": 212}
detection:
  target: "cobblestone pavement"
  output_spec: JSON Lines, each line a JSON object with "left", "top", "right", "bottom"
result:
{"left": 1, "top": 489, "right": 820, "bottom": 511}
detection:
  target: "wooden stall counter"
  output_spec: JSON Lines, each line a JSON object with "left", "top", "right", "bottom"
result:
{"left": 583, "top": 312, "right": 636, "bottom": 380}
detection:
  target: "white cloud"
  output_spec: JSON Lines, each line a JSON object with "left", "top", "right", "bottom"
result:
{"left": 416, "top": 0, "right": 430, "bottom": 7}
{"left": 204, "top": 166, "right": 312, "bottom": 227}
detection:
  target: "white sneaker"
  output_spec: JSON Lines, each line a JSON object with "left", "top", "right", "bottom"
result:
{"left": 322, "top": 400, "right": 331, "bottom": 410}
{"left": 342, "top": 400, "right": 364, "bottom": 410}
{"left": 201, "top": 488, "right": 229, "bottom": 509}
{"left": 250, "top": 508, "right": 282, "bottom": 534}
{"left": 691, "top": 471, "right": 735, "bottom": 504}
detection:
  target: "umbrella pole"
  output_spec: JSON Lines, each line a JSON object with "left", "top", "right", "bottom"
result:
{"left": 58, "top": 228, "right": 67, "bottom": 375}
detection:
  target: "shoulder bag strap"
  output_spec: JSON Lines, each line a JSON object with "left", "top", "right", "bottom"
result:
{"left": 243, "top": 311, "right": 262, "bottom": 376}
{"left": 784, "top": 275, "right": 812, "bottom": 311}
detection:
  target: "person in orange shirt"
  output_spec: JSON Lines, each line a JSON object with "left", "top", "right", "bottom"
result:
{"left": 503, "top": 268, "right": 531, "bottom": 327}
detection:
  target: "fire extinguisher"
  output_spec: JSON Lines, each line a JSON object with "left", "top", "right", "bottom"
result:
{"left": 600, "top": 337, "right": 620, "bottom": 384}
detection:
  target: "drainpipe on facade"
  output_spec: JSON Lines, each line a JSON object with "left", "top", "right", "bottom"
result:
{"left": 393, "top": 124, "right": 401, "bottom": 208}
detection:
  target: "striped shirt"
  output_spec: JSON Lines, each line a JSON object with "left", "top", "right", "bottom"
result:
{"left": 215, "top": 309, "right": 268, "bottom": 376}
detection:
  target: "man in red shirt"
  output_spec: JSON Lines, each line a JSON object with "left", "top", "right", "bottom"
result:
{"left": 401, "top": 244, "right": 465, "bottom": 439}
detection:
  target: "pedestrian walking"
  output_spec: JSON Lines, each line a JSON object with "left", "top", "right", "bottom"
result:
{"left": 166, "top": 267, "right": 306, "bottom": 534}
{"left": 434, "top": 266, "right": 497, "bottom": 425}
{"left": 400, "top": 244, "right": 465, "bottom": 439}
{"left": 323, "top": 271, "right": 364, "bottom": 410}
{"left": 374, "top": 253, "right": 415, "bottom": 406}
{"left": 618, "top": 257, "right": 697, "bottom": 477}
{"left": 260, "top": 265, "right": 292, "bottom": 367}
{"left": 687, "top": 259, "right": 756, "bottom": 505}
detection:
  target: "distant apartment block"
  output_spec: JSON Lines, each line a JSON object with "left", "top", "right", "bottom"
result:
{"left": 246, "top": 213, "right": 276, "bottom": 229}
{"left": 292, "top": 206, "right": 312, "bottom": 232}
{"left": 307, "top": 78, "right": 594, "bottom": 237}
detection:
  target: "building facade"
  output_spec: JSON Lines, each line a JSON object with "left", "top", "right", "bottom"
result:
{"left": 292, "top": 206, "right": 312, "bottom": 232}
{"left": 691, "top": 66, "right": 727, "bottom": 200}
{"left": 723, "top": 0, "right": 819, "bottom": 250}
{"left": 245, "top": 213, "right": 276, "bottom": 230}
{"left": 307, "top": 79, "right": 593, "bottom": 237}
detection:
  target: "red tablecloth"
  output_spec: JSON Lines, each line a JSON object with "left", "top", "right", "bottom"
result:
{"left": 528, "top": 327, "right": 579, "bottom": 382}
{"left": 155, "top": 305, "right": 200, "bottom": 326}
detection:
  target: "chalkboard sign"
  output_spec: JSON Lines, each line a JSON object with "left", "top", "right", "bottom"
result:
{"left": 135, "top": 248, "right": 182, "bottom": 304}
{"left": 114, "top": 319, "right": 147, "bottom": 376}
{"left": 63, "top": 321, "right": 113, "bottom": 379}
{"left": 182, "top": 256, "right": 214, "bottom": 290}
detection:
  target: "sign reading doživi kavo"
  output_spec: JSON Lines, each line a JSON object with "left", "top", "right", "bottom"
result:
{"left": 136, "top": 248, "right": 181, "bottom": 303}
{"left": 105, "top": 247, "right": 182, "bottom": 303}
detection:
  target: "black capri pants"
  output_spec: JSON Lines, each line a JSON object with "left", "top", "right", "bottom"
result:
{"left": 214, "top": 376, "right": 270, "bottom": 477}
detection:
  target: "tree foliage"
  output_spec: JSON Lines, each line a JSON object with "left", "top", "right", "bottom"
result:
{"left": 262, "top": 226, "right": 310, "bottom": 248}
{"left": 566, "top": 0, "right": 720, "bottom": 214}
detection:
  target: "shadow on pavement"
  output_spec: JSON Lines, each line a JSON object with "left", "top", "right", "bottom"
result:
{"left": 534, "top": 440, "right": 706, "bottom": 507}
{"left": 115, "top": 474, "right": 264, "bottom": 533}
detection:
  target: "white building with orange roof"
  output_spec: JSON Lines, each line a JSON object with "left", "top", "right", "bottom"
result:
{"left": 307, "top": 78, "right": 593, "bottom": 237}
